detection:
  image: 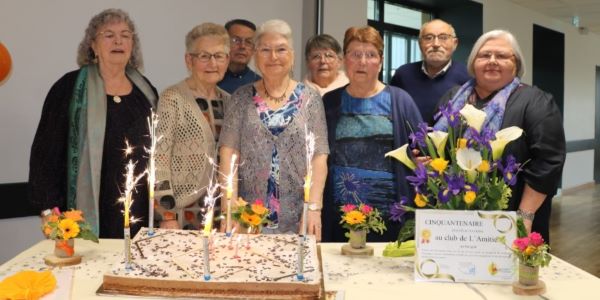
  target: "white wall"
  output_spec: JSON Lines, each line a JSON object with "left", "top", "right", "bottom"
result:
{"left": 0, "top": 0, "right": 367, "bottom": 264}
{"left": 477, "top": 0, "right": 600, "bottom": 189}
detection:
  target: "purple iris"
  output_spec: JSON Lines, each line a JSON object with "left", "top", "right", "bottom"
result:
{"left": 437, "top": 189, "right": 451, "bottom": 204}
{"left": 464, "top": 183, "right": 479, "bottom": 193}
{"left": 498, "top": 155, "right": 520, "bottom": 186}
{"left": 390, "top": 196, "right": 410, "bottom": 222}
{"left": 437, "top": 103, "right": 461, "bottom": 129}
{"left": 407, "top": 164, "right": 428, "bottom": 192}
{"left": 409, "top": 122, "right": 429, "bottom": 149}
{"left": 467, "top": 127, "right": 494, "bottom": 151}
{"left": 446, "top": 174, "right": 466, "bottom": 195}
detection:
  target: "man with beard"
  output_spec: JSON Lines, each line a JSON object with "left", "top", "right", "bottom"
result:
{"left": 218, "top": 19, "right": 261, "bottom": 94}
{"left": 390, "top": 19, "right": 470, "bottom": 125}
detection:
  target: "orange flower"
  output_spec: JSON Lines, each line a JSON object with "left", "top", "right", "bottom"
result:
{"left": 47, "top": 215, "right": 59, "bottom": 223}
{"left": 251, "top": 203, "right": 267, "bottom": 216}
{"left": 43, "top": 225, "right": 52, "bottom": 236}
{"left": 63, "top": 210, "right": 84, "bottom": 222}
{"left": 343, "top": 211, "right": 366, "bottom": 225}
{"left": 240, "top": 211, "right": 262, "bottom": 226}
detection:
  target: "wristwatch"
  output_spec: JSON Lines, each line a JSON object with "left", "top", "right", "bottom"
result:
{"left": 308, "top": 202, "right": 322, "bottom": 211}
{"left": 517, "top": 209, "right": 535, "bottom": 221}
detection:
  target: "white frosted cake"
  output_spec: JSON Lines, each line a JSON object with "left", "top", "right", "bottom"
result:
{"left": 102, "top": 228, "right": 322, "bottom": 299}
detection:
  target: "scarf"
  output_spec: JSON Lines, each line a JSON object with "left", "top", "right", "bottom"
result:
{"left": 434, "top": 77, "right": 521, "bottom": 134}
{"left": 67, "top": 64, "right": 156, "bottom": 235}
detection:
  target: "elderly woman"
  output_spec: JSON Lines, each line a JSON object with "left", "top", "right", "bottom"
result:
{"left": 434, "top": 30, "right": 565, "bottom": 242}
{"left": 303, "top": 34, "right": 348, "bottom": 95}
{"left": 219, "top": 19, "right": 328, "bottom": 240}
{"left": 154, "top": 23, "right": 230, "bottom": 229}
{"left": 322, "top": 26, "right": 422, "bottom": 243}
{"left": 29, "top": 9, "right": 157, "bottom": 238}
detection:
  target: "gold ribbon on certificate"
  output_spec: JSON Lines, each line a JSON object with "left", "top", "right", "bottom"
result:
{"left": 415, "top": 259, "right": 456, "bottom": 282}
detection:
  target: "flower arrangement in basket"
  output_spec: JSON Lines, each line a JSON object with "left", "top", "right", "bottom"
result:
{"left": 231, "top": 197, "right": 270, "bottom": 233}
{"left": 339, "top": 203, "right": 386, "bottom": 248}
{"left": 386, "top": 103, "right": 524, "bottom": 242}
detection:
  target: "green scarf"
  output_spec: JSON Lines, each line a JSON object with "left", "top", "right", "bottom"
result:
{"left": 67, "top": 64, "right": 156, "bottom": 235}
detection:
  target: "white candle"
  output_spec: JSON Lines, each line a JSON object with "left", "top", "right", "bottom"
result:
{"left": 226, "top": 154, "right": 237, "bottom": 235}
{"left": 233, "top": 235, "right": 242, "bottom": 259}
{"left": 203, "top": 236, "right": 211, "bottom": 281}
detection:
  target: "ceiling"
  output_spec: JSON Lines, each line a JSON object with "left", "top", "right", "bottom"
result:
{"left": 508, "top": 0, "right": 600, "bottom": 35}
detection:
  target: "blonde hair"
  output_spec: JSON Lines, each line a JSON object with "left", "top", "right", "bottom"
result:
{"left": 185, "top": 22, "right": 230, "bottom": 53}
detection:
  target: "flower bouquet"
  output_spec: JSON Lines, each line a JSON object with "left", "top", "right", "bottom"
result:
{"left": 231, "top": 197, "right": 270, "bottom": 233}
{"left": 500, "top": 231, "right": 551, "bottom": 288}
{"left": 339, "top": 203, "right": 386, "bottom": 249}
{"left": 41, "top": 207, "right": 99, "bottom": 259}
{"left": 386, "top": 103, "right": 524, "bottom": 243}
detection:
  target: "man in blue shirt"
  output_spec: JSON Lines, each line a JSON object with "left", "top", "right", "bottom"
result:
{"left": 390, "top": 19, "right": 470, "bottom": 124}
{"left": 218, "top": 19, "right": 261, "bottom": 94}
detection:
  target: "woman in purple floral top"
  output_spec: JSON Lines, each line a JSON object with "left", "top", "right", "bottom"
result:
{"left": 219, "top": 20, "right": 329, "bottom": 240}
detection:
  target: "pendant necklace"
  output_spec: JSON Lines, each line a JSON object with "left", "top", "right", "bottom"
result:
{"left": 263, "top": 78, "right": 290, "bottom": 103}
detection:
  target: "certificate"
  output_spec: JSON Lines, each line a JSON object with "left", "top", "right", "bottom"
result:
{"left": 414, "top": 210, "right": 517, "bottom": 284}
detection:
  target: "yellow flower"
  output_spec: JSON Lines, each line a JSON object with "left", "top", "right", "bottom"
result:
{"left": 63, "top": 210, "right": 83, "bottom": 222}
{"left": 343, "top": 210, "right": 366, "bottom": 225}
{"left": 0, "top": 270, "right": 56, "bottom": 300}
{"left": 414, "top": 194, "right": 428, "bottom": 207}
{"left": 58, "top": 218, "right": 80, "bottom": 239}
{"left": 478, "top": 160, "right": 490, "bottom": 173}
{"left": 235, "top": 197, "right": 248, "bottom": 208}
{"left": 524, "top": 245, "right": 536, "bottom": 256}
{"left": 430, "top": 158, "right": 449, "bottom": 174}
{"left": 464, "top": 191, "right": 476, "bottom": 204}
{"left": 457, "top": 138, "right": 468, "bottom": 149}
{"left": 43, "top": 225, "right": 52, "bottom": 236}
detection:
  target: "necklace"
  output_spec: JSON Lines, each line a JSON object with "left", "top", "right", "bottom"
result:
{"left": 263, "top": 78, "right": 290, "bottom": 103}
{"left": 113, "top": 96, "right": 122, "bottom": 103}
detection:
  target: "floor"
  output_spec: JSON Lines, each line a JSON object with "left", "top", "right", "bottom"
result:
{"left": 550, "top": 185, "right": 600, "bottom": 277}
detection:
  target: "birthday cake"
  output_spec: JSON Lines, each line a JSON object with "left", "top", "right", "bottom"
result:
{"left": 102, "top": 228, "right": 322, "bottom": 299}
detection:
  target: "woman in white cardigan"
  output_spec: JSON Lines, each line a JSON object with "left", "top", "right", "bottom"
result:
{"left": 155, "top": 23, "right": 230, "bottom": 229}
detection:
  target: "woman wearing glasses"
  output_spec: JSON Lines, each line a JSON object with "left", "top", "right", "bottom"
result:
{"left": 434, "top": 30, "right": 565, "bottom": 242}
{"left": 154, "top": 23, "right": 230, "bottom": 229}
{"left": 321, "top": 26, "right": 422, "bottom": 242}
{"left": 29, "top": 9, "right": 157, "bottom": 238}
{"left": 219, "top": 19, "right": 329, "bottom": 240}
{"left": 303, "top": 34, "right": 348, "bottom": 96}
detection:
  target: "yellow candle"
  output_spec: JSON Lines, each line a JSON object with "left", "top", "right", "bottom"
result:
{"left": 203, "top": 209, "right": 214, "bottom": 237}
{"left": 304, "top": 175, "right": 311, "bottom": 203}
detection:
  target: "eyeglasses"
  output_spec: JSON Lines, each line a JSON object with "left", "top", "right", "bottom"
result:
{"left": 420, "top": 34, "right": 455, "bottom": 43}
{"left": 309, "top": 52, "right": 338, "bottom": 62}
{"left": 256, "top": 46, "right": 291, "bottom": 58}
{"left": 189, "top": 51, "right": 229, "bottom": 63}
{"left": 475, "top": 51, "right": 515, "bottom": 62}
{"left": 231, "top": 36, "right": 254, "bottom": 47}
{"left": 345, "top": 50, "right": 380, "bottom": 62}
{"left": 96, "top": 30, "right": 134, "bottom": 42}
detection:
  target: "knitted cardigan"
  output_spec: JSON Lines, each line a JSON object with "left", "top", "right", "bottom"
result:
{"left": 155, "top": 80, "right": 230, "bottom": 208}
{"left": 219, "top": 83, "right": 329, "bottom": 233}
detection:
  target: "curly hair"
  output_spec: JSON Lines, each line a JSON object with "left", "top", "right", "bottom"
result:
{"left": 76, "top": 8, "right": 143, "bottom": 69}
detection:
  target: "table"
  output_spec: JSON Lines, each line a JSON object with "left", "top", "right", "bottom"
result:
{"left": 0, "top": 239, "right": 598, "bottom": 299}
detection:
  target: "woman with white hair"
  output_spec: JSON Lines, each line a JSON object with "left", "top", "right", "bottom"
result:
{"left": 219, "top": 19, "right": 329, "bottom": 240}
{"left": 434, "top": 29, "right": 565, "bottom": 242}
{"left": 154, "top": 23, "right": 231, "bottom": 229}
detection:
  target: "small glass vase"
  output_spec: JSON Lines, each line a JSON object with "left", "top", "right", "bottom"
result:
{"left": 518, "top": 263, "right": 539, "bottom": 286}
{"left": 348, "top": 229, "right": 367, "bottom": 249}
{"left": 54, "top": 239, "right": 75, "bottom": 258}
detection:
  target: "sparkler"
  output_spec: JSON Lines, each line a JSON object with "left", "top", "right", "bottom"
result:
{"left": 145, "top": 110, "right": 162, "bottom": 236}
{"left": 201, "top": 157, "right": 222, "bottom": 281}
{"left": 225, "top": 154, "right": 237, "bottom": 236}
{"left": 298, "top": 125, "right": 316, "bottom": 281}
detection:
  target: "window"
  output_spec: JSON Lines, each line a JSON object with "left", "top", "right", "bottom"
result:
{"left": 368, "top": 0, "right": 432, "bottom": 83}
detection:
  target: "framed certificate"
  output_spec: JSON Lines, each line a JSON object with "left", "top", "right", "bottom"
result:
{"left": 414, "top": 210, "right": 517, "bottom": 284}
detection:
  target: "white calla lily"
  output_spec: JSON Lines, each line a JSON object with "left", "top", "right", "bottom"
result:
{"left": 427, "top": 131, "right": 449, "bottom": 159}
{"left": 385, "top": 144, "right": 416, "bottom": 170}
{"left": 491, "top": 126, "right": 524, "bottom": 160}
{"left": 456, "top": 148, "right": 482, "bottom": 182}
{"left": 459, "top": 104, "right": 486, "bottom": 132}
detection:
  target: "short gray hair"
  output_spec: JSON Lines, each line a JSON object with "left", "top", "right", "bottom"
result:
{"left": 185, "top": 22, "right": 230, "bottom": 54}
{"left": 419, "top": 19, "right": 456, "bottom": 38}
{"left": 76, "top": 8, "right": 143, "bottom": 69}
{"left": 466, "top": 29, "right": 525, "bottom": 78}
{"left": 304, "top": 34, "right": 342, "bottom": 61}
{"left": 255, "top": 19, "right": 293, "bottom": 48}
